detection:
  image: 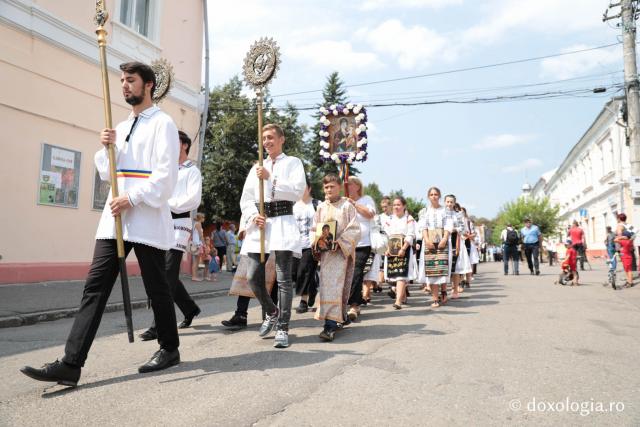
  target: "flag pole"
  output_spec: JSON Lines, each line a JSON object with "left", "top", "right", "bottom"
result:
{"left": 94, "top": 0, "right": 134, "bottom": 343}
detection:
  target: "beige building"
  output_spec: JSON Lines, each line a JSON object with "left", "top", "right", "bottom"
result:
{"left": 0, "top": 0, "right": 204, "bottom": 283}
{"left": 530, "top": 97, "right": 634, "bottom": 257}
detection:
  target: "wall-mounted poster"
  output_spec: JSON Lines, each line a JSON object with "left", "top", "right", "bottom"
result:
{"left": 38, "top": 144, "right": 81, "bottom": 208}
{"left": 92, "top": 169, "right": 111, "bottom": 210}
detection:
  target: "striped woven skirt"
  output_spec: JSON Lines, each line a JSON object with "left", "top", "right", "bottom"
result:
{"left": 424, "top": 247, "right": 449, "bottom": 277}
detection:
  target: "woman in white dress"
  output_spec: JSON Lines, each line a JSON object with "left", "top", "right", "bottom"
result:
{"left": 460, "top": 206, "right": 479, "bottom": 287}
{"left": 455, "top": 204, "right": 474, "bottom": 286}
{"left": 418, "top": 187, "right": 453, "bottom": 307}
{"left": 362, "top": 213, "right": 383, "bottom": 303}
{"left": 383, "top": 196, "right": 417, "bottom": 309}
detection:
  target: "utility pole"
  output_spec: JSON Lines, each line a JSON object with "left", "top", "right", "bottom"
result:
{"left": 605, "top": 1, "right": 640, "bottom": 173}
{"left": 622, "top": 0, "right": 640, "bottom": 175}
{"left": 605, "top": 0, "right": 640, "bottom": 219}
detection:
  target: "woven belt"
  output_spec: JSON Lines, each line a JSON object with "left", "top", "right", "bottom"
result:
{"left": 257, "top": 200, "right": 294, "bottom": 217}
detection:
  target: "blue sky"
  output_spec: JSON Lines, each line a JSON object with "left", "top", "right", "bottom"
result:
{"left": 208, "top": 0, "right": 624, "bottom": 217}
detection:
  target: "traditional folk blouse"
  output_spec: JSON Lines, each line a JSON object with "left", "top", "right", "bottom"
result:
{"left": 418, "top": 206, "right": 454, "bottom": 233}
{"left": 94, "top": 105, "right": 179, "bottom": 250}
{"left": 382, "top": 213, "right": 416, "bottom": 245}
{"left": 239, "top": 153, "right": 306, "bottom": 255}
{"left": 169, "top": 160, "right": 202, "bottom": 252}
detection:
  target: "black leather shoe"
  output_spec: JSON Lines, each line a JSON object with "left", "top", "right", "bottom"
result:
{"left": 221, "top": 314, "right": 247, "bottom": 329}
{"left": 178, "top": 307, "right": 201, "bottom": 329}
{"left": 139, "top": 327, "right": 158, "bottom": 341}
{"left": 295, "top": 301, "right": 308, "bottom": 314}
{"left": 20, "top": 360, "right": 80, "bottom": 387}
{"left": 138, "top": 349, "right": 180, "bottom": 373}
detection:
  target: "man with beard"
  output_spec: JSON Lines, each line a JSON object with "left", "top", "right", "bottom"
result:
{"left": 20, "top": 62, "right": 180, "bottom": 387}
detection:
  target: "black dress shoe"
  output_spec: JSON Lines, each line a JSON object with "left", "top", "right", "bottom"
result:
{"left": 295, "top": 300, "right": 309, "bottom": 314}
{"left": 221, "top": 314, "right": 247, "bottom": 329}
{"left": 178, "top": 307, "right": 201, "bottom": 329}
{"left": 20, "top": 360, "right": 80, "bottom": 387}
{"left": 138, "top": 349, "right": 180, "bottom": 373}
{"left": 139, "top": 327, "right": 158, "bottom": 341}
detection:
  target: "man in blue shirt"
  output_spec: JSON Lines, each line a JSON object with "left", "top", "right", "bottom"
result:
{"left": 521, "top": 218, "right": 542, "bottom": 275}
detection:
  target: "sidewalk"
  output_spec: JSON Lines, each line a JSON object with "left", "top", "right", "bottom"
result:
{"left": 0, "top": 271, "right": 234, "bottom": 328}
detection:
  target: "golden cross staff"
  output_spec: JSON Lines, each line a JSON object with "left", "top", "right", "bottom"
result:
{"left": 243, "top": 38, "right": 281, "bottom": 262}
{"left": 94, "top": 0, "right": 134, "bottom": 342}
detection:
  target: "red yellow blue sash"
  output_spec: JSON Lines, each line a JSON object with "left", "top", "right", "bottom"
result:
{"left": 116, "top": 169, "right": 151, "bottom": 179}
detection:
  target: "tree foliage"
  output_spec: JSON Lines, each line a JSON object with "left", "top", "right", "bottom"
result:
{"left": 200, "top": 77, "right": 307, "bottom": 224}
{"left": 490, "top": 197, "right": 560, "bottom": 245}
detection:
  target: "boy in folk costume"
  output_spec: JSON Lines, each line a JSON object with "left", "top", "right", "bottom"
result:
{"left": 314, "top": 174, "right": 361, "bottom": 341}
{"left": 239, "top": 123, "right": 306, "bottom": 348}
{"left": 139, "top": 131, "right": 202, "bottom": 341}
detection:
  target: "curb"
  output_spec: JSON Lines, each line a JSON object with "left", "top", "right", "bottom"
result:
{"left": 0, "top": 287, "right": 230, "bottom": 329}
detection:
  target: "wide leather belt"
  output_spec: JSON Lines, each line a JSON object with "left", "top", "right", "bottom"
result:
{"left": 172, "top": 211, "right": 191, "bottom": 219}
{"left": 257, "top": 200, "right": 294, "bottom": 217}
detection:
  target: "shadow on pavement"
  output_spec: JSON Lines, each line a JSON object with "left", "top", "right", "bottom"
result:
{"left": 41, "top": 348, "right": 362, "bottom": 396}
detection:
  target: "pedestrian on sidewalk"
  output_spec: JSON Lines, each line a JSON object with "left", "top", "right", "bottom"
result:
{"left": 500, "top": 223, "right": 520, "bottom": 275}
{"left": 191, "top": 212, "right": 205, "bottom": 281}
{"left": 211, "top": 222, "right": 228, "bottom": 271}
{"left": 139, "top": 130, "right": 202, "bottom": 341}
{"left": 521, "top": 218, "right": 542, "bottom": 275}
{"left": 20, "top": 62, "right": 181, "bottom": 387}
{"left": 226, "top": 224, "right": 238, "bottom": 272}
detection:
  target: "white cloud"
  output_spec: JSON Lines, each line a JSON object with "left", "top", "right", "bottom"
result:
{"left": 286, "top": 40, "right": 382, "bottom": 71}
{"left": 473, "top": 134, "right": 535, "bottom": 150}
{"left": 359, "top": 0, "right": 463, "bottom": 10}
{"left": 502, "top": 158, "right": 542, "bottom": 173}
{"left": 461, "top": 0, "right": 608, "bottom": 47}
{"left": 540, "top": 45, "right": 620, "bottom": 79}
{"left": 359, "top": 19, "right": 454, "bottom": 69}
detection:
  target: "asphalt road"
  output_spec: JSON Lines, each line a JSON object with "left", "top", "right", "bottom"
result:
{"left": 1, "top": 261, "right": 639, "bottom": 426}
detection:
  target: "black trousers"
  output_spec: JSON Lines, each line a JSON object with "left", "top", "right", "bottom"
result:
{"left": 524, "top": 243, "right": 540, "bottom": 272}
{"left": 348, "top": 246, "right": 371, "bottom": 306}
{"left": 63, "top": 239, "right": 179, "bottom": 367}
{"left": 235, "top": 276, "right": 279, "bottom": 318}
{"left": 293, "top": 248, "right": 318, "bottom": 298}
{"left": 149, "top": 249, "right": 199, "bottom": 328}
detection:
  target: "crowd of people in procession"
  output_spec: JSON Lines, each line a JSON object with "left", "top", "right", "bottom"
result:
{"left": 19, "top": 60, "right": 637, "bottom": 391}
{"left": 18, "top": 62, "right": 487, "bottom": 388}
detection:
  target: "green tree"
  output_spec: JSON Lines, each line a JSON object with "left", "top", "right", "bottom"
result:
{"left": 200, "top": 77, "right": 306, "bottom": 224}
{"left": 364, "top": 182, "right": 384, "bottom": 208}
{"left": 490, "top": 197, "right": 560, "bottom": 245}
{"left": 302, "top": 71, "right": 359, "bottom": 196}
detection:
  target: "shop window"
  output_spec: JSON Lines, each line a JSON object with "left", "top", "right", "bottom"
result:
{"left": 38, "top": 144, "right": 81, "bottom": 208}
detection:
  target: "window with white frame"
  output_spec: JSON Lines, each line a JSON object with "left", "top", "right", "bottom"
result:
{"left": 120, "top": 0, "right": 151, "bottom": 37}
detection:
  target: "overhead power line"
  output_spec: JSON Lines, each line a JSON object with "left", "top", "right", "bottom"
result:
{"left": 211, "top": 83, "right": 623, "bottom": 113}
{"left": 271, "top": 42, "right": 623, "bottom": 98}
